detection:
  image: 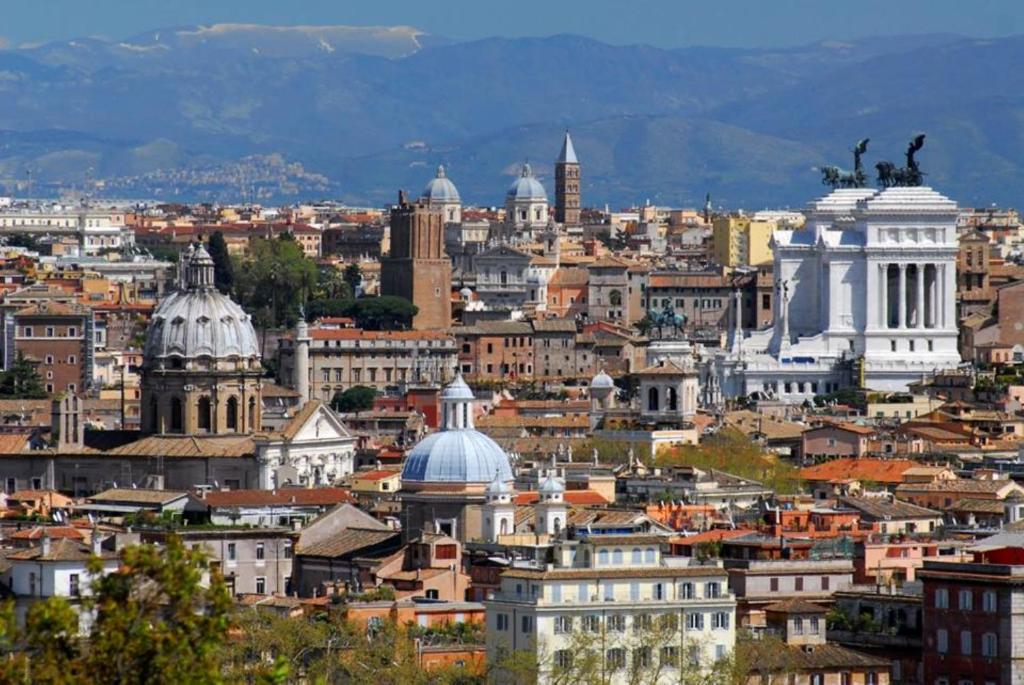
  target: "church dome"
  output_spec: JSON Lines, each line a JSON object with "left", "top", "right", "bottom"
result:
{"left": 144, "top": 245, "right": 260, "bottom": 364}
{"left": 539, "top": 474, "right": 565, "bottom": 495}
{"left": 421, "top": 165, "right": 461, "bottom": 204}
{"left": 401, "top": 430, "right": 513, "bottom": 483}
{"left": 591, "top": 370, "right": 614, "bottom": 389}
{"left": 507, "top": 163, "right": 547, "bottom": 202}
{"left": 402, "top": 374, "right": 513, "bottom": 485}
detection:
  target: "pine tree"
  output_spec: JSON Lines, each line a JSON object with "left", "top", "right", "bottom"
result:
{"left": 207, "top": 231, "right": 234, "bottom": 295}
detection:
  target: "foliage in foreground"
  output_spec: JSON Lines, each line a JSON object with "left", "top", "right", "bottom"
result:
{"left": 0, "top": 536, "right": 231, "bottom": 685}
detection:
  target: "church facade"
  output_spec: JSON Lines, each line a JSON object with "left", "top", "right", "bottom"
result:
{"left": 706, "top": 186, "right": 962, "bottom": 402}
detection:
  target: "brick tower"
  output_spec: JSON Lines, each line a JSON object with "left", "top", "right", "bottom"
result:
{"left": 554, "top": 130, "right": 580, "bottom": 227}
{"left": 382, "top": 191, "right": 451, "bottom": 330}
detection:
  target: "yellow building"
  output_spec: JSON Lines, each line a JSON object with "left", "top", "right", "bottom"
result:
{"left": 350, "top": 469, "right": 402, "bottom": 495}
{"left": 712, "top": 215, "right": 777, "bottom": 268}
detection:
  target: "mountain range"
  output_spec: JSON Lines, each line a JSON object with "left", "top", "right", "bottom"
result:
{"left": 0, "top": 24, "right": 1020, "bottom": 208}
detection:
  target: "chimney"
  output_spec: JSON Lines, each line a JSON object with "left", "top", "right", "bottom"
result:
{"left": 41, "top": 531, "right": 51, "bottom": 557}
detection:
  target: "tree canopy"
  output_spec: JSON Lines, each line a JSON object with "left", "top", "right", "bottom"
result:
{"left": 232, "top": 235, "right": 317, "bottom": 328}
{"left": 0, "top": 352, "right": 48, "bottom": 399}
{"left": 343, "top": 262, "right": 363, "bottom": 296}
{"left": 207, "top": 231, "right": 234, "bottom": 294}
{"left": 656, "top": 427, "right": 802, "bottom": 494}
{"left": 306, "top": 296, "right": 418, "bottom": 330}
{"left": 331, "top": 385, "right": 378, "bottom": 412}
{"left": 0, "top": 536, "right": 231, "bottom": 685}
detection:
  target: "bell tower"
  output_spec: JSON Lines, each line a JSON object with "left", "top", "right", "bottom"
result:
{"left": 381, "top": 191, "right": 451, "bottom": 330}
{"left": 555, "top": 130, "right": 580, "bottom": 227}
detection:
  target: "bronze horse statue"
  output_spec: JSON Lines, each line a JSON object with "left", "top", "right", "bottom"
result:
{"left": 877, "top": 134, "right": 926, "bottom": 187}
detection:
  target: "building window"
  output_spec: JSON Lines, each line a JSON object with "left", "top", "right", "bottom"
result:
{"left": 226, "top": 396, "right": 238, "bottom": 431}
{"left": 686, "top": 612, "right": 704, "bottom": 630}
{"left": 606, "top": 648, "right": 626, "bottom": 672}
{"left": 69, "top": 573, "right": 80, "bottom": 597}
{"left": 712, "top": 612, "right": 730, "bottom": 630}
{"left": 769, "top": 578, "right": 778, "bottom": 592}
{"left": 936, "top": 628, "right": 948, "bottom": 653}
{"left": 496, "top": 614, "right": 509, "bottom": 631}
{"left": 983, "top": 590, "right": 997, "bottom": 612}
{"left": 255, "top": 543, "right": 265, "bottom": 561}
{"left": 227, "top": 543, "right": 236, "bottom": 561}
{"left": 197, "top": 397, "right": 211, "bottom": 431}
{"left": 23, "top": 327, "right": 32, "bottom": 337}
{"left": 821, "top": 577, "right": 829, "bottom": 591}
{"left": 681, "top": 582, "right": 694, "bottom": 599}
{"left": 935, "top": 588, "right": 948, "bottom": 608}
{"left": 46, "top": 327, "right": 55, "bottom": 337}
{"left": 793, "top": 617, "right": 803, "bottom": 635}
{"left": 582, "top": 615, "right": 600, "bottom": 633}
{"left": 553, "top": 650, "right": 573, "bottom": 670}
{"left": 521, "top": 616, "right": 532, "bottom": 633}
{"left": 31, "top": 477, "right": 42, "bottom": 490}
{"left": 170, "top": 397, "right": 183, "bottom": 432}
{"left": 959, "top": 589, "right": 973, "bottom": 610}
{"left": 890, "top": 339, "right": 897, "bottom": 352}
{"left": 607, "top": 615, "right": 626, "bottom": 632}
{"left": 810, "top": 617, "right": 819, "bottom": 634}
{"left": 660, "top": 646, "right": 679, "bottom": 668}
{"left": 982, "top": 632, "right": 997, "bottom": 657}
{"left": 706, "top": 582, "right": 720, "bottom": 598}
{"left": 960, "top": 630, "right": 972, "bottom": 655}
{"left": 633, "top": 646, "right": 652, "bottom": 668}
{"left": 554, "top": 616, "right": 573, "bottom": 634}
{"left": 255, "top": 577, "right": 266, "bottom": 595}
{"left": 45, "top": 355, "right": 54, "bottom": 364}
{"left": 794, "top": 577, "right": 803, "bottom": 592}
{"left": 633, "top": 614, "right": 652, "bottom": 634}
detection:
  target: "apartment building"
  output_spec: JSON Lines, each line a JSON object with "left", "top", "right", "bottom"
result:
{"left": 486, "top": 536, "right": 736, "bottom": 684}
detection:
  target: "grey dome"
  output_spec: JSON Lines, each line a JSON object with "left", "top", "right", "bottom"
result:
{"left": 507, "top": 163, "right": 547, "bottom": 202}
{"left": 591, "top": 370, "right": 615, "bottom": 389}
{"left": 441, "top": 373, "right": 475, "bottom": 400}
{"left": 401, "top": 430, "right": 513, "bottom": 484}
{"left": 144, "top": 246, "right": 260, "bottom": 363}
{"left": 486, "top": 471, "right": 513, "bottom": 495}
{"left": 539, "top": 474, "right": 565, "bottom": 494}
{"left": 422, "top": 165, "right": 461, "bottom": 204}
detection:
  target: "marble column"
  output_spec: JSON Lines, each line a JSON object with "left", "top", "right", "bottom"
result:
{"left": 921, "top": 264, "right": 929, "bottom": 327}
{"left": 879, "top": 263, "right": 888, "bottom": 329}
{"left": 898, "top": 264, "right": 907, "bottom": 329}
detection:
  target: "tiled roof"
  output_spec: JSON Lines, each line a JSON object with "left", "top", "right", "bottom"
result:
{"left": 501, "top": 565, "right": 727, "bottom": 581}
{"left": 7, "top": 538, "right": 117, "bottom": 562}
{"left": 896, "top": 479, "right": 1017, "bottom": 494}
{"left": 548, "top": 268, "right": 589, "bottom": 287}
{"left": 514, "top": 490, "right": 608, "bottom": 506}
{"left": 798, "top": 458, "right": 919, "bottom": 484}
{"left": 354, "top": 470, "right": 400, "bottom": 481}
{"left": 88, "top": 488, "right": 190, "bottom": 505}
{"left": 763, "top": 598, "right": 828, "bottom": 614}
{"left": 951, "top": 498, "right": 1005, "bottom": 514}
{"left": 9, "top": 525, "right": 85, "bottom": 541}
{"left": 746, "top": 643, "right": 889, "bottom": 672}
{"left": 84, "top": 434, "right": 256, "bottom": 458}
{"left": 307, "top": 329, "right": 452, "bottom": 341}
{"left": 835, "top": 496, "right": 942, "bottom": 520}
{"left": 203, "top": 487, "right": 355, "bottom": 508}
{"left": 296, "top": 527, "right": 400, "bottom": 559}
{"left": 531, "top": 319, "right": 578, "bottom": 333}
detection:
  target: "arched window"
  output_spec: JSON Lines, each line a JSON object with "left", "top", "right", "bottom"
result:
{"left": 226, "top": 396, "right": 238, "bottom": 431}
{"left": 170, "top": 397, "right": 183, "bottom": 433}
{"left": 500, "top": 270, "right": 508, "bottom": 285}
{"left": 609, "top": 290, "right": 622, "bottom": 306}
{"left": 598, "top": 549, "right": 609, "bottom": 566}
{"left": 632, "top": 548, "right": 642, "bottom": 564}
{"left": 612, "top": 548, "right": 623, "bottom": 565}
{"left": 500, "top": 518, "right": 509, "bottom": 536}
{"left": 197, "top": 397, "right": 211, "bottom": 432}
{"left": 667, "top": 387, "right": 678, "bottom": 412}
{"left": 648, "top": 387, "right": 660, "bottom": 412}
{"left": 645, "top": 548, "right": 656, "bottom": 564}
{"left": 553, "top": 517, "right": 562, "bottom": 534}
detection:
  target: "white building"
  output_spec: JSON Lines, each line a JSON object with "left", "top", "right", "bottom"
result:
{"left": 0, "top": 207, "right": 133, "bottom": 255}
{"left": 707, "top": 186, "right": 962, "bottom": 403}
{"left": 505, "top": 163, "right": 549, "bottom": 238}
{"left": 486, "top": 537, "right": 736, "bottom": 683}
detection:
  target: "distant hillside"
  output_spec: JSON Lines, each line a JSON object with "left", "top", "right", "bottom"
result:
{"left": 0, "top": 27, "right": 1018, "bottom": 207}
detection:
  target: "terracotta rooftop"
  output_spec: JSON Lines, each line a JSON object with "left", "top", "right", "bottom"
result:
{"left": 514, "top": 490, "right": 608, "bottom": 506}
{"left": 798, "top": 458, "right": 920, "bottom": 485}
{"left": 203, "top": 487, "right": 355, "bottom": 508}
{"left": 764, "top": 598, "right": 828, "bottom": 614}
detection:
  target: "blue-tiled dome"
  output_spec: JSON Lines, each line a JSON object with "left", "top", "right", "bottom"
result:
{"left": 401, "top": 430, "right": 513, "bottom": 483}
{"left": 421, "top": 165, "right": 461, "bottom": 204}
{"left": 507, "top": 163, "right": 547, "bottom": 201}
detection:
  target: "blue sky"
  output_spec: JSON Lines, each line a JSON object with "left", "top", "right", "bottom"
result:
{"left": 3, "top": 0, "right": 1023, "bottom": 49}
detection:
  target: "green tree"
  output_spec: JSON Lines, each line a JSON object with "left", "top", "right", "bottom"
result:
{"left": 233, "top": 235, "right": 317, "bottom": 328}
{"left": 0, "top": 536, "right": 231, "bottom": 685}
{"left": 331, "top": 385, "right": 377, "bottom": 412}
{"left": 306, "top": 296, "right": 419, "bottom": 330}
{"left": 343, "top": 262, "right": 363, "bottom": 295}
{"left": 207, "top": 231, "right": 234, "bottom": 294}
{"left": 0, "top": 352, "right": 48, "bottom": 399}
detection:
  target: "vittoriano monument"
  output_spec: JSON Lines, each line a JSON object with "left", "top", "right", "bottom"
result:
{"left": 876, "top": 134, "right": 926, "bottom": 187}
{"left": 820, "top": 138, "right": 870, "bottom": 189}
